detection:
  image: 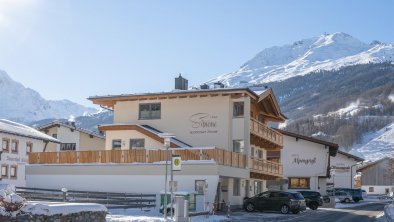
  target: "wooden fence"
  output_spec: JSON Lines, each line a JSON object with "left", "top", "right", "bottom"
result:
{"left": 16, "top": 187, "right": 156, "bottom": 209}
{"left": 29, "top": 147, "right": 247, "bottom": 169}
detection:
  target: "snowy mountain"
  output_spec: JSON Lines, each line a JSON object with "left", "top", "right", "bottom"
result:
{"left": 355, "top": 122, "right": 394, "bottom": 161}
{"left": 0, "top": 69, "right": 96, "bottom": 123}
{"left": 206, "top": 32, "right": 394, "bottom": 86}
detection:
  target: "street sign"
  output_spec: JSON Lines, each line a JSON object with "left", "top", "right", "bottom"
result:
{"left": 172, "top": 155, "right": 181, "bottom": 171}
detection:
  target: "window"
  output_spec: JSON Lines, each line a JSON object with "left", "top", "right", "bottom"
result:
{"left": 26, "top": 142, "right": 33, "bottom": 154}
{"left": 257, "top": 149, "right": 263, "bottom": 159}
{"left": 233, "top": 178, "right": 240, "bottom": 196}
{"left": 10, "top": 166, "right": 17, "bottom": 178}
{"left": 139, "top": 103, "right": 161, "bottom": 120}
{"left": 233, "top": 102, "right": 244, "bottom": 117}
{"left": 195, "top": 180, "right": 206, "bottom": 195}
{"left": 251, "top": 147, "right": 255, "bottom": 157}
{"left": 1, "top": 165, "right": 8, "bottom": 178}
{"left": 369, "top": 187, "right": 374, "bottom": 193}
{"left": 289, "top": 178, "right": 310, "bottom": 189}
{"left": 2, "top": 139, "right": 9, "bottom": 151}
{"left": 233, "top": 140, "right": 244, "bottom": 153}
{"left": 60, "top": 143, "right": 76, "bottom": 151}
{"left": 129, "top": 139, "right": 145, "bottom": 149}
{"left": 52, "top": 134, "right": 57, "bottom": 138}
{"left": 112, "top": 140, "right": 122, "bottom": 149}
{"left": 254, "top": 181, "right": 262, "bottom": 195}
{"left": 11, "top": 140, "right": 18, "bottom": 153}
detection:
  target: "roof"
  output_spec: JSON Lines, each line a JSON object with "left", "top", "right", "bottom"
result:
{"left": 37, "top": 121, "right": 105, "bottom": 139}
{"left": 88, "top": 87, "right": 287, "bottom": 122}
{"left": 0, "top": 119, "right": 59, "bottom": 143}
{"left": 276, "top": 129, "right": 338, "bottom": 156}
{"left": 357, "top": 157, "right": 393, "bottom": 172}
{"left": 98, "top": 124, "right": 191, "bottom": 148}
{"left": 337, "top": 150, "right": 364, "bottom": 162}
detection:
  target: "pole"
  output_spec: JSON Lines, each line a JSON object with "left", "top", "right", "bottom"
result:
{"left": 350, "top": 165, "right": 353, "bottom": 188}
{"left": 171, "top": 154, "right": 174, "bottom": 219}
{"left": 164, "top": 141, "right": 169, "bottom": 220}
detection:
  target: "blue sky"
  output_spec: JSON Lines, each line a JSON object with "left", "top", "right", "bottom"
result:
{"left": 0, "top": 0, "right": 393, "bottom": 106}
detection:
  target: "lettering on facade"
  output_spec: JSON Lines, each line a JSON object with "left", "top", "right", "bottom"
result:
{"left": 292, "top": 154, "right": 317, "bottom": 165}
{"left": 189, "top": 113, "right": 218, "bottom": 134}
{"left": 5, "top": 155, "right": 28, "bottom": 165}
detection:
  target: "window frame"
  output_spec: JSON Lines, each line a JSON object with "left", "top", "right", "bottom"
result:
{"left": 1, "top": 165, "right": 8, "bottom": 178}
{"left": 10, "top": 165, "right": 17, "bottom": 179}
{"left": 233, "top": 178, "right": 241, "bottom": 196}
{"left": 2, "top": 138, "right": 10, "bottom": 152}
{"left": 232, "top": 140, "right": 244, "bottom": 154}
{"left": 233, "top": 101, "right": 245, "bottom": 117}
{"left": 11, "top": 139, "right": 19, "bottom": 154}
{"left": 129, "top": 139, "right": 145, "bottom": 149}
{"left": 138, "top": 103, "right": 161, "bottom": 120}
{"left": 60, "top": 143, "right": 76, "bottom": 151}
{"left": 288, "top": 177, "right": 310, "bottom": 189}
{"left": 26, "top": 142, "right": 33, "bottom": 154}
{"left": 112, "top": 139, "right": 122, "bottom": 150}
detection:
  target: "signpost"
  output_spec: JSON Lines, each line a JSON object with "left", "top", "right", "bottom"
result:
{"left": 171, "top": 155, "right": 181, "bottom": 218}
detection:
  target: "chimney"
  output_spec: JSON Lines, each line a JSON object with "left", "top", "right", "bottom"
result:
{"left": 68, "top": 116, "right": 76, "bottom": 128}
{"left": 175, "top": 74, "right": 188, "bottom": 90}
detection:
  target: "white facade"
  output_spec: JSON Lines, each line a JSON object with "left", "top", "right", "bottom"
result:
{"left": 279, "top": 132, "right": 336, "bottom": 195}
{"left": 327, "top": 151, "right": 363, "bottom": 189}
{"left": 361, "top": 185, "right": 394, "bottom": 195}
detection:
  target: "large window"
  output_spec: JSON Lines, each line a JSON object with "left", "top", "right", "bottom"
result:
{"left": 289, "top": 178, "right": 310, "bottom": 189}
{"left": 233, "top": 178, "right": 241, "bottom": 196}
{"left": 129, "top": 139, "right": 145, "bottom": 149}
{"left": 233, "top": 102, "right": 244, "bottom": 117}
{"left": 2, "top": 139, "right": 9, "bottom": 152}
{"left": 233, "top": 140, "right": 244, "bottom": 153}
{"left": 10, "top": 165, "right": 17, "bottom": 178}
{"left": 112, "top": 139, "right": 122, "bottom": 149}
{"left": 1, "top": 165, "right": 8, "bottom": 178}
{"left": 139, "top": 103, "right": 161, "bottom": 120}
{"left": 11, "top": 140, "right": 18, "bottom": 153}
{"left": 60, "top": 143, "right": 76, "bottom": 151}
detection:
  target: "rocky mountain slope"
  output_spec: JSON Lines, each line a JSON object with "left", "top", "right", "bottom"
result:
{"left": 0, "top": 69, "right": 96, "bottom": 123}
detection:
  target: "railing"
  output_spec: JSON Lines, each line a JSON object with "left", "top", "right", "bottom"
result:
{"left": 250, "top": 118, "right": 283, "bottom": 146}
{"left": 250, "top": 157, "right": 283, "bottom": 177}
{"left": 29, "top": 147, "right": 246, "bottom": 169}
{"left": 16, "top": 187, "right": 156, "bottom": 209}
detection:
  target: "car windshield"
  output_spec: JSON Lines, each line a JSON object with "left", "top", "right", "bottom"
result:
{"left": 291, "top": 193, "right": 304, "bottom": 200}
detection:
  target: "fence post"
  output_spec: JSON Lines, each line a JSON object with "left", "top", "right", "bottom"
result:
{"left": 57, "top": 152, "right": 60, "bottom": 164}
{"left": 77, "top": 152, "right": 80, "bottom": 164}
{"left": 99, "top": 151, "right": 102, "bottom": 163}
{"left": 146, "top": 150, "right": 149, "bottom": 163}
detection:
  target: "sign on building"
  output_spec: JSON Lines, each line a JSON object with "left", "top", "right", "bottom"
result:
{"left": 172, "top": 155, "right": 181, "bottom": 171}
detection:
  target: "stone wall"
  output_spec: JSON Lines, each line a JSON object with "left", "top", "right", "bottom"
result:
{"left": 0, "top": 211, "right": 107, "bottom": 222}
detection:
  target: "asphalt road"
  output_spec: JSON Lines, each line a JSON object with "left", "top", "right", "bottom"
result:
{"left": 228, "top": 202, "right": 387, "bottom": 222}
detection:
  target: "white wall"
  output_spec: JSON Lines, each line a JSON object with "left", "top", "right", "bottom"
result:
{"left": 56, "top": 126, "right": 80, "bottom": 151}
{"left": 328, "top": 152, "right": 359, "bottom": 188}
{"left": 361, "top": 185, "right": 394, "bottom": 195}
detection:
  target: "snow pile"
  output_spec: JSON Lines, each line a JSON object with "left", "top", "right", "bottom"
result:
{"left": 204, "top": 32, "right": 394, "bottom": 87}
{"left": 20, "top": 201, "right": 107, "bottom": 216}
{"left": 0, "top": 183, "right": 25, "bottom": 213}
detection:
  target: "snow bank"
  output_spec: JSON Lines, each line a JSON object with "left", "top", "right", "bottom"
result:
{"left": 20, "top": 201, "right": 107, "bottom": 216}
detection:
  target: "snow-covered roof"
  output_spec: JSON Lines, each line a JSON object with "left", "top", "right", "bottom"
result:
{"left": 0, "top": 119, "right": 59, "bottom": 143}
{"left": 37, "top": 121, "right": 105, "bottom": 139}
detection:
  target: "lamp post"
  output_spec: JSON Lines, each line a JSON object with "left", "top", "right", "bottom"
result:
{"left": 159, "top": 133, "right": 175, "bottom": 221}
{"left": 350, "top": 162, "right": 364, "bottom": 188}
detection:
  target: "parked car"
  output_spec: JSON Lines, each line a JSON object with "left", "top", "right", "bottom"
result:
{"left": 335, "top": 188, "right": 363, "bottom": 202}
{"left": 297, "top": 191, "right": 323, "bottom": 210}
{"left": 243, "top": 191, "right": 306, "bottom": 214}
{"left": 334, "top": 191, "right": 353, "bottom": 203}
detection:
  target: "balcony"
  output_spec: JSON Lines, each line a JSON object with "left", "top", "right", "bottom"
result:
{"left": 28, "top": 147, "right": 246, "bottom": 169}
{"left": 250, "top": 157, "right": 283, "bottom": 180}
{"left": 250, "top": 118, "right": 283, "bottom": 149}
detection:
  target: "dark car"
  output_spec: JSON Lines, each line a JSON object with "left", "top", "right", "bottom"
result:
{"left": 297, "top": 191, "right": 323, "bottom": 210}
{"left": 243, "top": 191, "right": 306, "bottom": 214}
{"left": 333, "top": 188, "right": 363, "bottom": 202}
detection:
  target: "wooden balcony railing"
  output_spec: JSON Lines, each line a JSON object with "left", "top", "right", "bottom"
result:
{"left": 28, "top": 147, "right": 247, "bottom": 169}
{"left": 250, "top": 157, "right": 283, "bottom": 177}
{"left": 250, "top": 118, "right": 283, "bottom": 147}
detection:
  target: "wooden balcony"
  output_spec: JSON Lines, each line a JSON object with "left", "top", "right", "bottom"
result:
{"left": 28, "top": 147, "right": 246, "bottom": 169}
{"left": 250, "top": 157, "right": 283, "bottom": 180}
{"left": 250, "top": 118, "right": 283, "bottom": 150}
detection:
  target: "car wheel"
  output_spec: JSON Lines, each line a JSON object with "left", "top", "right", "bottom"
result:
{"left": 245, "top": 203, "right": 255, "bottom": 212}
{"left": 344, "top": 198, "right": 350, "bottom": 203}
{"left": 292, "top": 210, "right": 300, "bottom": 214}
{"left": 309, "top": 202, "right": 318, "bottom": 210}
{"left": 280, "top": 205, "right": 290, "bottom": 214}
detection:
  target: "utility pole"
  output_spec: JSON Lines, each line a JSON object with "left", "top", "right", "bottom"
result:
{"left": 159, "top": 133, "right": 175, "bottom": 221}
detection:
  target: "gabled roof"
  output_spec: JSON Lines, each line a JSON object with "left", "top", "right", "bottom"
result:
{"left": 276, "top": 129, "right": 338, "bottom": 156}
{"left": 357, "top": 157, "right": 393, "bottom": 172}
{"left": 98, "top": 124, "right": 191, "bottom": 148}
{"left": 88, "top": 87, "right": 287, "bottom": 122}
{"left": 337, "top": 150, "right": 364, "bottom": 162}
{"left": 0, "top": 119, "right": 59, "bottom": 143}
{"left": 37, "top": 121, "right": 105, "bottom": 139}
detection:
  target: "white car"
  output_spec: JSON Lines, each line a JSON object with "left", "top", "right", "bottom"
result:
{"left": 334, "top": 191, "right": 353, "bottom": 203}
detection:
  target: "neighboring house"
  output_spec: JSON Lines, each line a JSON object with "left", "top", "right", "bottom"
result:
{"left": 0, "top": 119, "right": 59, "bottom": 187}
{"left": 37, "top": 121, "right": 105, "bottom": 152}
{"left": 26, "top": 77, "right": 287, "bottom": 208}
{"left": 357, "top": 157, "right": 394, "bottom": 195}
{"left": 327, "top": 150, "right": 364, "bottom": 189}
{"left": 273, "top": 130, "right": 338, "bottom": 195}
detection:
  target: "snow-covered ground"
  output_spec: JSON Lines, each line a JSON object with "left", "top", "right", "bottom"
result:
{"left": 335, "top": 196, "right": 392, "bottom": 209}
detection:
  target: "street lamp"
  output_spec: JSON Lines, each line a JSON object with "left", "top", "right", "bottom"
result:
{"left": 350, "top": 161, "right": 364, "bottom": 188}
{"left": 158, "top": 133, "right": 175, "bottom": 221}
